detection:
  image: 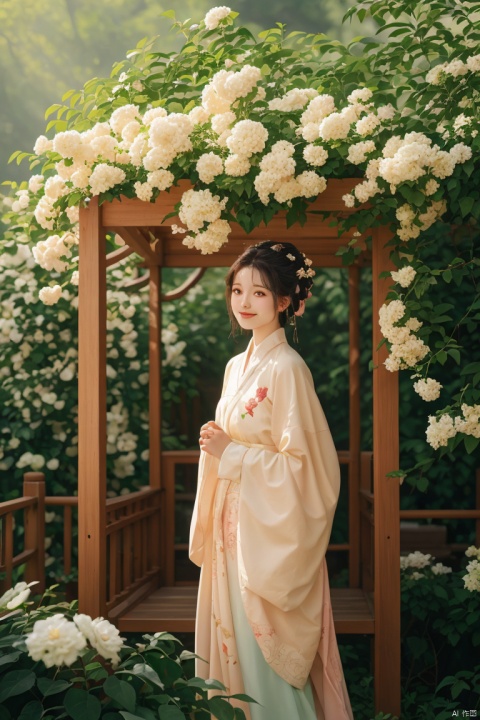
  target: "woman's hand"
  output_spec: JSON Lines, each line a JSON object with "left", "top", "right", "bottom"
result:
{"left": 199, "top": 421, "right": 231, "bottom": 459}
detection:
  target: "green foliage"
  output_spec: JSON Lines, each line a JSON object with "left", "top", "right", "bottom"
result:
{"left": 0, "top": 588, "right": 253, "bottom": 720}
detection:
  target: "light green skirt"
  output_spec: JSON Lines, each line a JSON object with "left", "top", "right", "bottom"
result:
{"left": 226, "top": 549, "right": 318, "bottom": 720}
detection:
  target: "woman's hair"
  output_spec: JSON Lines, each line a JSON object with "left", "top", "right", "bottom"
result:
{"left": 225, "top": 240, "right": 315, "bottom": 334}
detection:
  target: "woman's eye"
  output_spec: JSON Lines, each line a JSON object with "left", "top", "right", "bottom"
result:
{"left": 255, "top": 292, "right": 265, "bottom": 296}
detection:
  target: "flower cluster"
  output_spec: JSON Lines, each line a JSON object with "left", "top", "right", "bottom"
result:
{"left": 25, "top": 612, "right": 124, "bottom": 668}
{"left": 463, "top": 546, "right": 480, "bottom": 592}
{"left": 425, "top": 403, "right": 480, "bottom": 449}
{"left": 378, "top": 300, "right": 429, "bottom": 371}
{"left": 390, "top": 265, "right": 416, "bottom": 288}
{"left": 400, "top": 551, "right": 452, "bottom": 580}
{"left": 413, "top": 377, "right": 443, "bottom": 402}
{"left": 426, "top": 54, "right": 480, "bottom": 85}
{"left": 179, "top": 188, "right": 230, "bottom": 254}
{"left": 254, "top": 140, "right": 326, "bottom": 205}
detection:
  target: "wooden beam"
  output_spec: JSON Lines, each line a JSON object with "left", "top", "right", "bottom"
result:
{"left": 78, "top": 197, "right": 107, "bottom": 618}
{"left": 108, "top": 226, "right": 158, "bottom": 265}
{"left": 348, "top": 265, "right": 361, "bottom": 588}
{"left": 149, "top": 265, "right": 162, "bottom": 581}
{"left": 372, "top": 226, "right": 401, "bottom": 717}
{"left": 101, "top": 179, "right": 363, "bottom": 227}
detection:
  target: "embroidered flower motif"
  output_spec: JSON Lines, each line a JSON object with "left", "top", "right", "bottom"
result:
{"left": 241, "top": 386, "right": 268, "bottom": 418}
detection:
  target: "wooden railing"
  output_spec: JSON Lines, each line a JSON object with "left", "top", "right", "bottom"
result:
{"left": 106, "top": 487, "right": 162, "bottom": 619}
{"left": 0, "top": 472, "right": 45, "bottom": 593}
{"left": 1, "top": 462, "right": 479, "bottom": 606}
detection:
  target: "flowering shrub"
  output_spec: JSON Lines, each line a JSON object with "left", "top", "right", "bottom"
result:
{"left": 2, "top": 1, "right": 479, "bottom": 462}
{"left": 0, "top": 586, "right": 252, "bottom": 720}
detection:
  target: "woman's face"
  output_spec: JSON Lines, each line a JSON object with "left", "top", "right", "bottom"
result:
{"left": 231, "top": 266, "right": 289, "bottom": 344}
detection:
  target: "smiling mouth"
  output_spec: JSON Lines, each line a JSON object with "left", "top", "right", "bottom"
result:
{"left": 239, "top": 312, "right": 256, "bottom": 318}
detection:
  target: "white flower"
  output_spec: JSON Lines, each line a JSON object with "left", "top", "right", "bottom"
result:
{"left": 449, "top": 142, "right": 472, "bottom": 164}
{"left": 463, "top": 559, "right": 480, "bottom": 592}
{"left": 196, "top": 152, "right": 224, "bottom": 183}
{"left": 413, "top": 378, "right": 442, "bottom": 402}
{"left": 303, "top": 144, "right": 328, "bottom": 167}
{"left": 74, "top": 614, "right": 124, "bottom": 665}
{"left": 425, "top": 179, "right": 439, "bottom": 196}
{"left": 301, "top": 94, "right": 336, "bottom": 128}
{"left": 426, "top": 413, "right": 457, "bottom": 449}
{"left": 189, "top": 106, "right": 210, "bottom": 125}
{"left": 318, "top": 111, "right": 352, "bottom": 141}
{"left": 347, "top": 140, "right": 376, "bottom": 165}
{"left": 39, "top": 285, "right": 63, "bottom": 306}
{"left": 377, "top": 104, "right": 395, "bottom": 121}
{"left": 431, "top": 562, "right": 452, "bottom": 575}
{"left": 89, "top": 164, "right": 126, "bottom": 195}
{"left": 400, "top": 551, "right": 432, "bottom": 569}
{"left": 182, "top": 218, "right": 231, "bottom": 255}
{"left": 224, "top": 154, "right": 251, "bottom": 176}
{"left": 454, "top": 404, "right": 480, "bottom": 438}
{"left": 426, "top": 64, "right": 446, "bottom": 85}
{"left": 28, "top": 175, "right": 44, "bottom": 193}
{"left": 0, "top": 581, "right": 38, "bottom": 610}
{"left": 109, "top": 104, "right": 140, "bottom": 135}
{"left": 390, "top": 265, "right": 416, "bottom": 288}
{"left": 211, "top": 111, "right": 236, "bottom": 135}
{"left": 46, "top": 458, "right": 60, "bottom": 470}
{"left": 226, "top": 119, "right": 268, "bottom": 157}
{"left": 34, "top": 135, "right": 53, "bottom": 155}
{"left": 296, "top": 171, "right": 326, "bottom": 198}
{"left": 26, "top": 614, "right": 87, "bottom": 668}
{"left": 147, "top": 169, "right": 174, "bottom": 191}
{"left": 142, "top": 107, "right": 168, "bottom": 125}
{"left": 134, "top": 181, "right": 153, "bottom": 202}
{"left": 204, "top": 6, "right": 231, "bottom": 30}
{"left": 347, "top": 88, "right": 373, "bottom": 104}
{"left": 179, "top": 188, "right": 228, "bottom": 232}
{"left": 466, "top": 54, "right": 480, "bottom": 72}
{"left": 268, "top": 88, "right": 318, "bottom": 112}
{"left": 444, "top": 59, "right": 468, "bottom": 77}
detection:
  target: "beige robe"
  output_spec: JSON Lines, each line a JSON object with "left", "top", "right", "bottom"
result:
{"left": 189, "top": 327, "right": 353, "bottom": 720}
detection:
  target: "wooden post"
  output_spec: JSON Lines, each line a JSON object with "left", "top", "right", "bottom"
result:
{"left": 349, "top": 265, "right": 361, "bottom": 588}
{"left": 372, "top": 226, "right": 401, "bottom": 716}
{"left": 78, "top": 197, "right": 107, "bottom": 618}
{"left": 149, "top": 264, "right": 163, "bottom": 581}
{"left": 23, "top": 472, "right": 46, "bottom": 593}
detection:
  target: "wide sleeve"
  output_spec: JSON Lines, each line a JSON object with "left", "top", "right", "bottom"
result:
{"left": 189, "top": 358, "right": 234, "bottom": 567}
{"left": 221, "top": 357, "right": 340, "bottom": 612}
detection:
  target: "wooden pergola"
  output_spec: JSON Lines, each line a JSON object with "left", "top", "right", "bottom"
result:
{"left": 77, "top": 178, "right": 400, "bottom": 716}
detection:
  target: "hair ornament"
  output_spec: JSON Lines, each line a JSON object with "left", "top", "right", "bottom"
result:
{"left": 286, "top": 253, "right": 295, "bottom": 261}
{"left": 296, "top": 267, "right": 316, "bottom": 279}
{"left": 270, "top": 243, "right": 285, "bottom": 251}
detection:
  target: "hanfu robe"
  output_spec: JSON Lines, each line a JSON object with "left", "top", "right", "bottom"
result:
{"left": 189, "top": 327, "right": 354, "bottom": 720}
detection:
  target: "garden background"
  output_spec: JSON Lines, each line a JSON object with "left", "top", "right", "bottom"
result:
{"left": 0, "top": 0, "right": 479, "bottom": 718}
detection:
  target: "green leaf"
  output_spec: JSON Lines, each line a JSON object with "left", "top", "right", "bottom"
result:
{"left": 17, "top": 702, "right": 43, "bottom": 720}
{"left": 208, "top": 697, "right": 235, "bottom": 720}
{"left": 104, "top": 676, "right": 136, "bottom": 714}
{"left": 0, "top": 669, "right": 36, "bottom": 702}
{"left": 119, "top": 713, "right": 149, "bottom": 720}
{"left": 64, "top": 688, "right": 102, "bottom": 720}
{"left": 459, "top": 196, "right": 474, "bottom": 218}
{"left": 464, "top": 435, "right": 479, "bottom": 455}
{"left": 0, "top": 650, "right": 20, "bottom": 667}
{"left": 157, "top": 708, "right": 186, "bottom": 720}
{"left": 37, "top": 678, "right": 72, "bottom": 696}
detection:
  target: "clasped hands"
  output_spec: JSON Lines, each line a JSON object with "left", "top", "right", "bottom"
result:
{"left": 199, "top": 421, "right": 231, "bottom": 459}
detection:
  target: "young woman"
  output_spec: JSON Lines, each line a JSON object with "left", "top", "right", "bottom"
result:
{"left": 189, "top": 241, "right": 354, "bottom": 720}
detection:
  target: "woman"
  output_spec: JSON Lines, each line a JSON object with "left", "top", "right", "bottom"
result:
{"left": 189, "top": 241, "right": 354, "bottom": 720}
